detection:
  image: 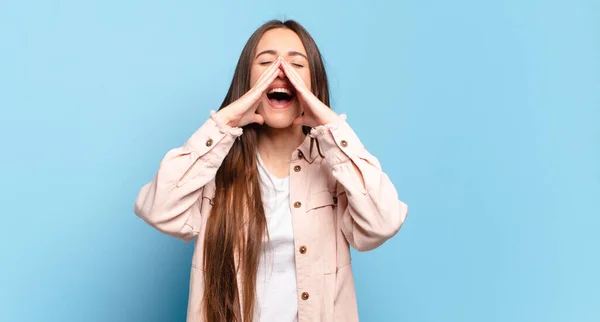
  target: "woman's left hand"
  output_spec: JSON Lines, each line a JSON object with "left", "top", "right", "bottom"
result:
{"left": 281, "top": 59, "right": 339, "bottom": 128}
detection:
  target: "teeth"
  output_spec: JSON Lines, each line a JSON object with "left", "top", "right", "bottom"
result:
{"left": 268, "top": 87, "right": 291, "bottom": 95}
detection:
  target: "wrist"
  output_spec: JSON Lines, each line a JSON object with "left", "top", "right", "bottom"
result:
{"left": 210, "top": 110, "right": 243, "bottom": 136}
{"left": 310, "top": 113, "right": 347, "bottom": 138}
{"left": 214, "top": 110, "right": 235, "bottom": 127}
{"left": 319, "top": 111, "right": 341, "bottom": 126}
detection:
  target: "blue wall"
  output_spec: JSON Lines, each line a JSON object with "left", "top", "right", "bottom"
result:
{"left": 1, "top": 0, "right": 598, "bottom": 321}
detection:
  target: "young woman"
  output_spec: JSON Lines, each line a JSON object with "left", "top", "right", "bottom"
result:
{"left": 134, "top": 19, "right": 408, "bottom": 322}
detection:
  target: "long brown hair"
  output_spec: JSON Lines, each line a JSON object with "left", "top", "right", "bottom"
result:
{"left": 202, "top": 19, "right": 330, "bottom": 322}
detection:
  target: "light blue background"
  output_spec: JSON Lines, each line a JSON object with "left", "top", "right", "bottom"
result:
{"left": 1, "top": 0, "right": 599, "bottom": 321}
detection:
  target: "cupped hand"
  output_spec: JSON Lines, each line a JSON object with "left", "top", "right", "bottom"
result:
{"left": 280, "top": 58, "right": 339, "bottom": 128}
{"left": 215, "top": 56, "right": 285, "bottom": 127}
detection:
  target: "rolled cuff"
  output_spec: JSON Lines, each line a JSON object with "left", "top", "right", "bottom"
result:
{"left": 309, "top": 114, "right": 365, "bottom": 165}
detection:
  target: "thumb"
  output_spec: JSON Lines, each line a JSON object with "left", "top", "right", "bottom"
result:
{"left": 293, "top": 115, "right": 308, "bottom": 126}
{"left": 252, "top": 113, "right": 265, "bottom": 125}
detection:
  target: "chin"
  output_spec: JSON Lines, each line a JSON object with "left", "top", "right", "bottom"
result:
{"left": 262, "top": 113, "right": 297, "bottom": 129}
{"left": 258, "top": 100, "right": 301, "bottom": 129}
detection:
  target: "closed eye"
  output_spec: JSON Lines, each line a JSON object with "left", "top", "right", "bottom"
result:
{"left": 291, "top": 63, "right": 304, "bottom": 68}
{"left": 259, "top": 61, "right": 272, "bottom": 66}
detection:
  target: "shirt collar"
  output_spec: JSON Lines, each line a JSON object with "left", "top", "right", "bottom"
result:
{"left": 296, "top": 135, "right": 322, "bottom": 164}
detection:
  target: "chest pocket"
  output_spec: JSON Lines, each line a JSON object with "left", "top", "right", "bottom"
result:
{"left": 307, "top": 190, "right": 338, "bottom": 275}
{"left": 307, "top": 190, "right": 337, "bottom": 212}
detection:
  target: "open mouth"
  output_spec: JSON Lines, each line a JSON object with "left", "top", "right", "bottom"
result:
{"left": 266, "top": 86, "right": 295, "bottom": 108}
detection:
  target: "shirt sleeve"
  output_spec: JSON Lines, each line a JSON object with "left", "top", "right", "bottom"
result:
{"left": 133, "top": 111, "right": 242, "bottom": 242}
{"left": 309, "top": 114, "right": 408, "bottom": 251}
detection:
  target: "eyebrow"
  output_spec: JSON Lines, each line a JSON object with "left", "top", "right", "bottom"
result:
{"left": 255, "top": 50, "right": 308, "bottom": 60}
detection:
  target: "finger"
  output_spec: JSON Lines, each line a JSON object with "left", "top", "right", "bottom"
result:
{"left": 254, "top": 57, "right": 282, "bottom": 88}
{"left": 244, "top": 64, "right": 281, "bottom": 107}
{"left": 251, "top": 59, "right": 281, "bottom": 95}
{"left": 253, "top": 57, "right": 283, "bottom": 93}
{"left": 257, "top": 56, "right": 283, "bottom": 83}
{"left": 258, "top": 56, "right": 281, "bottom": 80}
{"left": 292, "top": 115, "right": 312, "bottom": 127}
{"left": 280, "top": 58, "right": 298, "bottom": 84}
{"left": 292, "top": 115, "right": 304, "bottom": 126}
{"left": 253, "top": 69, "right": 280, "bottom": 103}
{"left": 286, "top": 61, "right": 305, "bottom": 86}
{"left": 281, "top": 61, "right": 317, "bottom": 114}
{"left": 252, "top": 113, "right": 265, "bottom": 125}
{"left": 281, "top": 59, "right": 309, "bottom": 95}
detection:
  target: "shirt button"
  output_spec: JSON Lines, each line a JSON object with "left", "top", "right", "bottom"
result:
{"left": 298, "top": 150, "right": 304, "bottom": 159}
{"left": 293, "top": 201, "right": 302, "bottom": 208}
{"left": 301, "top": 292, "right": 310, "bottom": 300}
{"left": 299, "top": 245, "right": 307, "bottom": 254}
{"left": 206, "top": 138, "right": 213, "bottom": 147}
{"left": 340, "top": 140, "right": 348, "bottom": 147}
{"left": 294, "top": 165, "right": 301, "bottom": 172}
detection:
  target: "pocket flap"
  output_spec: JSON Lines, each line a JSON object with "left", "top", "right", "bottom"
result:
{"left": 307, "top": 190, "right": 335, "bottom": 212}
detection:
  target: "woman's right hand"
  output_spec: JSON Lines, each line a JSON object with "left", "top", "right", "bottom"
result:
{"left": 214, "top": 56, "right": 284, "bottom": 128}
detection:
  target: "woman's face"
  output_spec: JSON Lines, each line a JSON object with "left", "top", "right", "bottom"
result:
{"left": 250, "top": 28, "right": 311, "bottom": 129}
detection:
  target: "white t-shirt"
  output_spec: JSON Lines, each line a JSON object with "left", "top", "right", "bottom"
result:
{"left": 255, "top": 153, "right": 298, "bottom": 322}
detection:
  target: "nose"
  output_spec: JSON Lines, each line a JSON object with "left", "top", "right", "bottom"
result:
{"left": 276, "top": 67, "right": 285, "bottom": 79}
